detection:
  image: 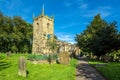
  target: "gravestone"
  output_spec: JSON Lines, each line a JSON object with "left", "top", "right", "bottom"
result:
{"left": 96, "top": 63, "right": 106, "bottom": 67}
{"left": 59, "top": 52, "right": 69, "bottom": 65}
{"left": 101, "top": 55, "right": 111, "bottom": 63}
{"left": 6, "top": 51, "right": 11, "bottom": 57}
{"left": 18, "top": 56, "right": 26, "bottom": 77}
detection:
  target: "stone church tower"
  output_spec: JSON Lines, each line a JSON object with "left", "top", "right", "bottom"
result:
{"left": 32, "top": 5, "right": 54, "bottom": 54}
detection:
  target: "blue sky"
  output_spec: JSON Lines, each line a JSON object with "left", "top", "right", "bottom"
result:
{"left": 0, "top": 0, "right": 120, "bottom": 44}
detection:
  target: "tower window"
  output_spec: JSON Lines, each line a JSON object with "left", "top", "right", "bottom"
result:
{"left": 37, "top": 23, "right": 39, "bottom": 25}
{"left": 44, "top": 34, "right": 46, "bottom": 36}
{"left": 47, "top": 23, "right": 50, "bottom": 29}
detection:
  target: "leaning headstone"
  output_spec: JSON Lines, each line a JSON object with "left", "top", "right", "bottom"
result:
{"left": 6, "top": 51, "right": 11, "bottom": 59}
{"left": 59, "top": 52, "right": 69, "bottom": 65}
{"left": 18, "top": 56, "right": 26, "bottom": 77}
{"left": 6, "top": 51, "right": 11, "bottom": 57}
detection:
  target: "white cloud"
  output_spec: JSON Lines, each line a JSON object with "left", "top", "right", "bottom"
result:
{"left": 60, "top": 23, "right": 80, "bottom": 29}
{"left": 81, "top": 6, "right": 112, "bottom": 18}
{"left": 56, "top": 32, "right": 76, "bottom": 44}
{"left": 4, "top": 0, "right": 22, "bottom": 10}
{"left": 0, "top": 0, "right": 32, "bottom": 22}
{"left": 77, "top": 0, "right": 88, "bottom": 9}
{"left": 79, "top": 3, "right": 88, "bottom": 9}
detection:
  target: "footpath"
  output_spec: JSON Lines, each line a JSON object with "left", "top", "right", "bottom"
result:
{"left": 76, "top": 57, "right": 106, "bottom": 80}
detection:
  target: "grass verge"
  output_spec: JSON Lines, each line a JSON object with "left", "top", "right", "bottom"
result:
{"left": 88, "top": 59, "right": 120, "bottom": 80}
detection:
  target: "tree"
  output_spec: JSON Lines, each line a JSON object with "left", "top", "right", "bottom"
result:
{"left": 75, "top": 14, "right": 120, "bottom": 58}
{"left": 47, "top": 35, "right": 58, "bottom": 54}
{"left": 54, "top": 34, "right": 58, "bottom": 40}
{"left": 0, "top": 11, "right": 33, "bottom": 53}
{"left": 48, "top": 41, "right": 58, "bottom": 53}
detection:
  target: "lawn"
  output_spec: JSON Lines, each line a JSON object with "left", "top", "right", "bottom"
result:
{"left": 89, "top": 59, "right": 120, "bottom": 80}
{"left": 0, "top": 53, "right": 77, "bottom": 80}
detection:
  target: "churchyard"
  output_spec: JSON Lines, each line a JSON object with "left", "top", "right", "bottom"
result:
{"left": 0, "top": 1, "right": 120, "bottom": 79}
{"left": 0, "top": 53, "right": 77, "bottom": 80}
{"left": 1, "top": 52, "right": 120, "bottom": 80}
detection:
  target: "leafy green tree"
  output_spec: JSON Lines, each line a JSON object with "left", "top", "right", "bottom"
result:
{"left": 75, "top": 14, "right": 120, "bottom": 58}
{"left": 47, "top": 35, "right": 58, "bottom": 54}
{"left": 11, "top": 45, "right": 18, "bottom": 53}
{"left": 0, "top": 11, "right": 33, "bottom": 53}
{"left": 48, "top": 41, "right": 58, "bottom": 53}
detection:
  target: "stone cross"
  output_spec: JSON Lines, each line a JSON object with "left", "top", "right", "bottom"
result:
{"left": 18, "top": 56, "right": 26, "bottom": 77}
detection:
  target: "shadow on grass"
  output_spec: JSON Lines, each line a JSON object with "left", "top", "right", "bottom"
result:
{"left": 26, "top": 70, "right": 29, "bottom": 76}
{"left": 0, "top": 56, "right": 5, "bottom": 60}
{"left": 0, "top": 61, "right": 11, "bottom": 71}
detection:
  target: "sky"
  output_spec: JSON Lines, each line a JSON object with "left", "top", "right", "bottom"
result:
{"left": 0, "top": 0, "right": 120, "bottom": 44}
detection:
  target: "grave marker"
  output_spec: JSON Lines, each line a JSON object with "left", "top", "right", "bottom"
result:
{"left": 18, "top": 56, "right": 26, "bottom": 77}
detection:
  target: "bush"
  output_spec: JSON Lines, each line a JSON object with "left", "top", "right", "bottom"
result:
{"left": 52, "top": 54, "right": 58, "bottom": 60}
{"left": 36, "top": 55, "right": 48, "bottom": 60}
{"left": 28, "top": 54, "right": 36, "bottom": 60}
{"left": 107, "top": 50, "right": 120, "bottom": 62}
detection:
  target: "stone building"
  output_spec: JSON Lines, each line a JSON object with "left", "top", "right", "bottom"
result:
{"left": 32, "top": 5, "right": 54, "bottom": 54}
{"left": 57, "top": 41, "right": 80, "bottom": 56}
{"left": 56, "top": 40, "right": 75, "bottom": 54}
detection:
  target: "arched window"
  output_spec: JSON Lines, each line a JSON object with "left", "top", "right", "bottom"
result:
{"left": 47, "top": 23, "right": 50, "bottom": 29}
{"left": 37, "top": 22, "right": 39, "bottom": 25}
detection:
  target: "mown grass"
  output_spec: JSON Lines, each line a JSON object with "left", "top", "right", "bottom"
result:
{"left": 0, "top": 53, "right": 77, "bottom": 80}
{"left": 88, "top": 59, "right": 120, "bottom": 80}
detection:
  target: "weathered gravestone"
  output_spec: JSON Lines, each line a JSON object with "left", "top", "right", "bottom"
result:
{"left": 59, "top": 52, "right": 69, "bottom": 65}
{"left": 96, "top": 63, "right": 106, "bottom": 67}
{"left": 18, "top": 56, "right": 26, "bottom": 77}
{"left": 6, "top": 51, "right": 11, "bottom": 58}
{"left": 100, "top": 55, "right": 111, "bottom": 63}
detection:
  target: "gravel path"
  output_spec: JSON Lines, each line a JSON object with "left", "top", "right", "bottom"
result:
{"left": 76, "top": 57, "right": 106, "bottom": 80}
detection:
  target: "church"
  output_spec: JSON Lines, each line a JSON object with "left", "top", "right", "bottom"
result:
{"left": 32, "top": 5, "right": 54, "bottom": 54}
{"left": 32, "top": 5, "right": 78, "bottom": 55}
